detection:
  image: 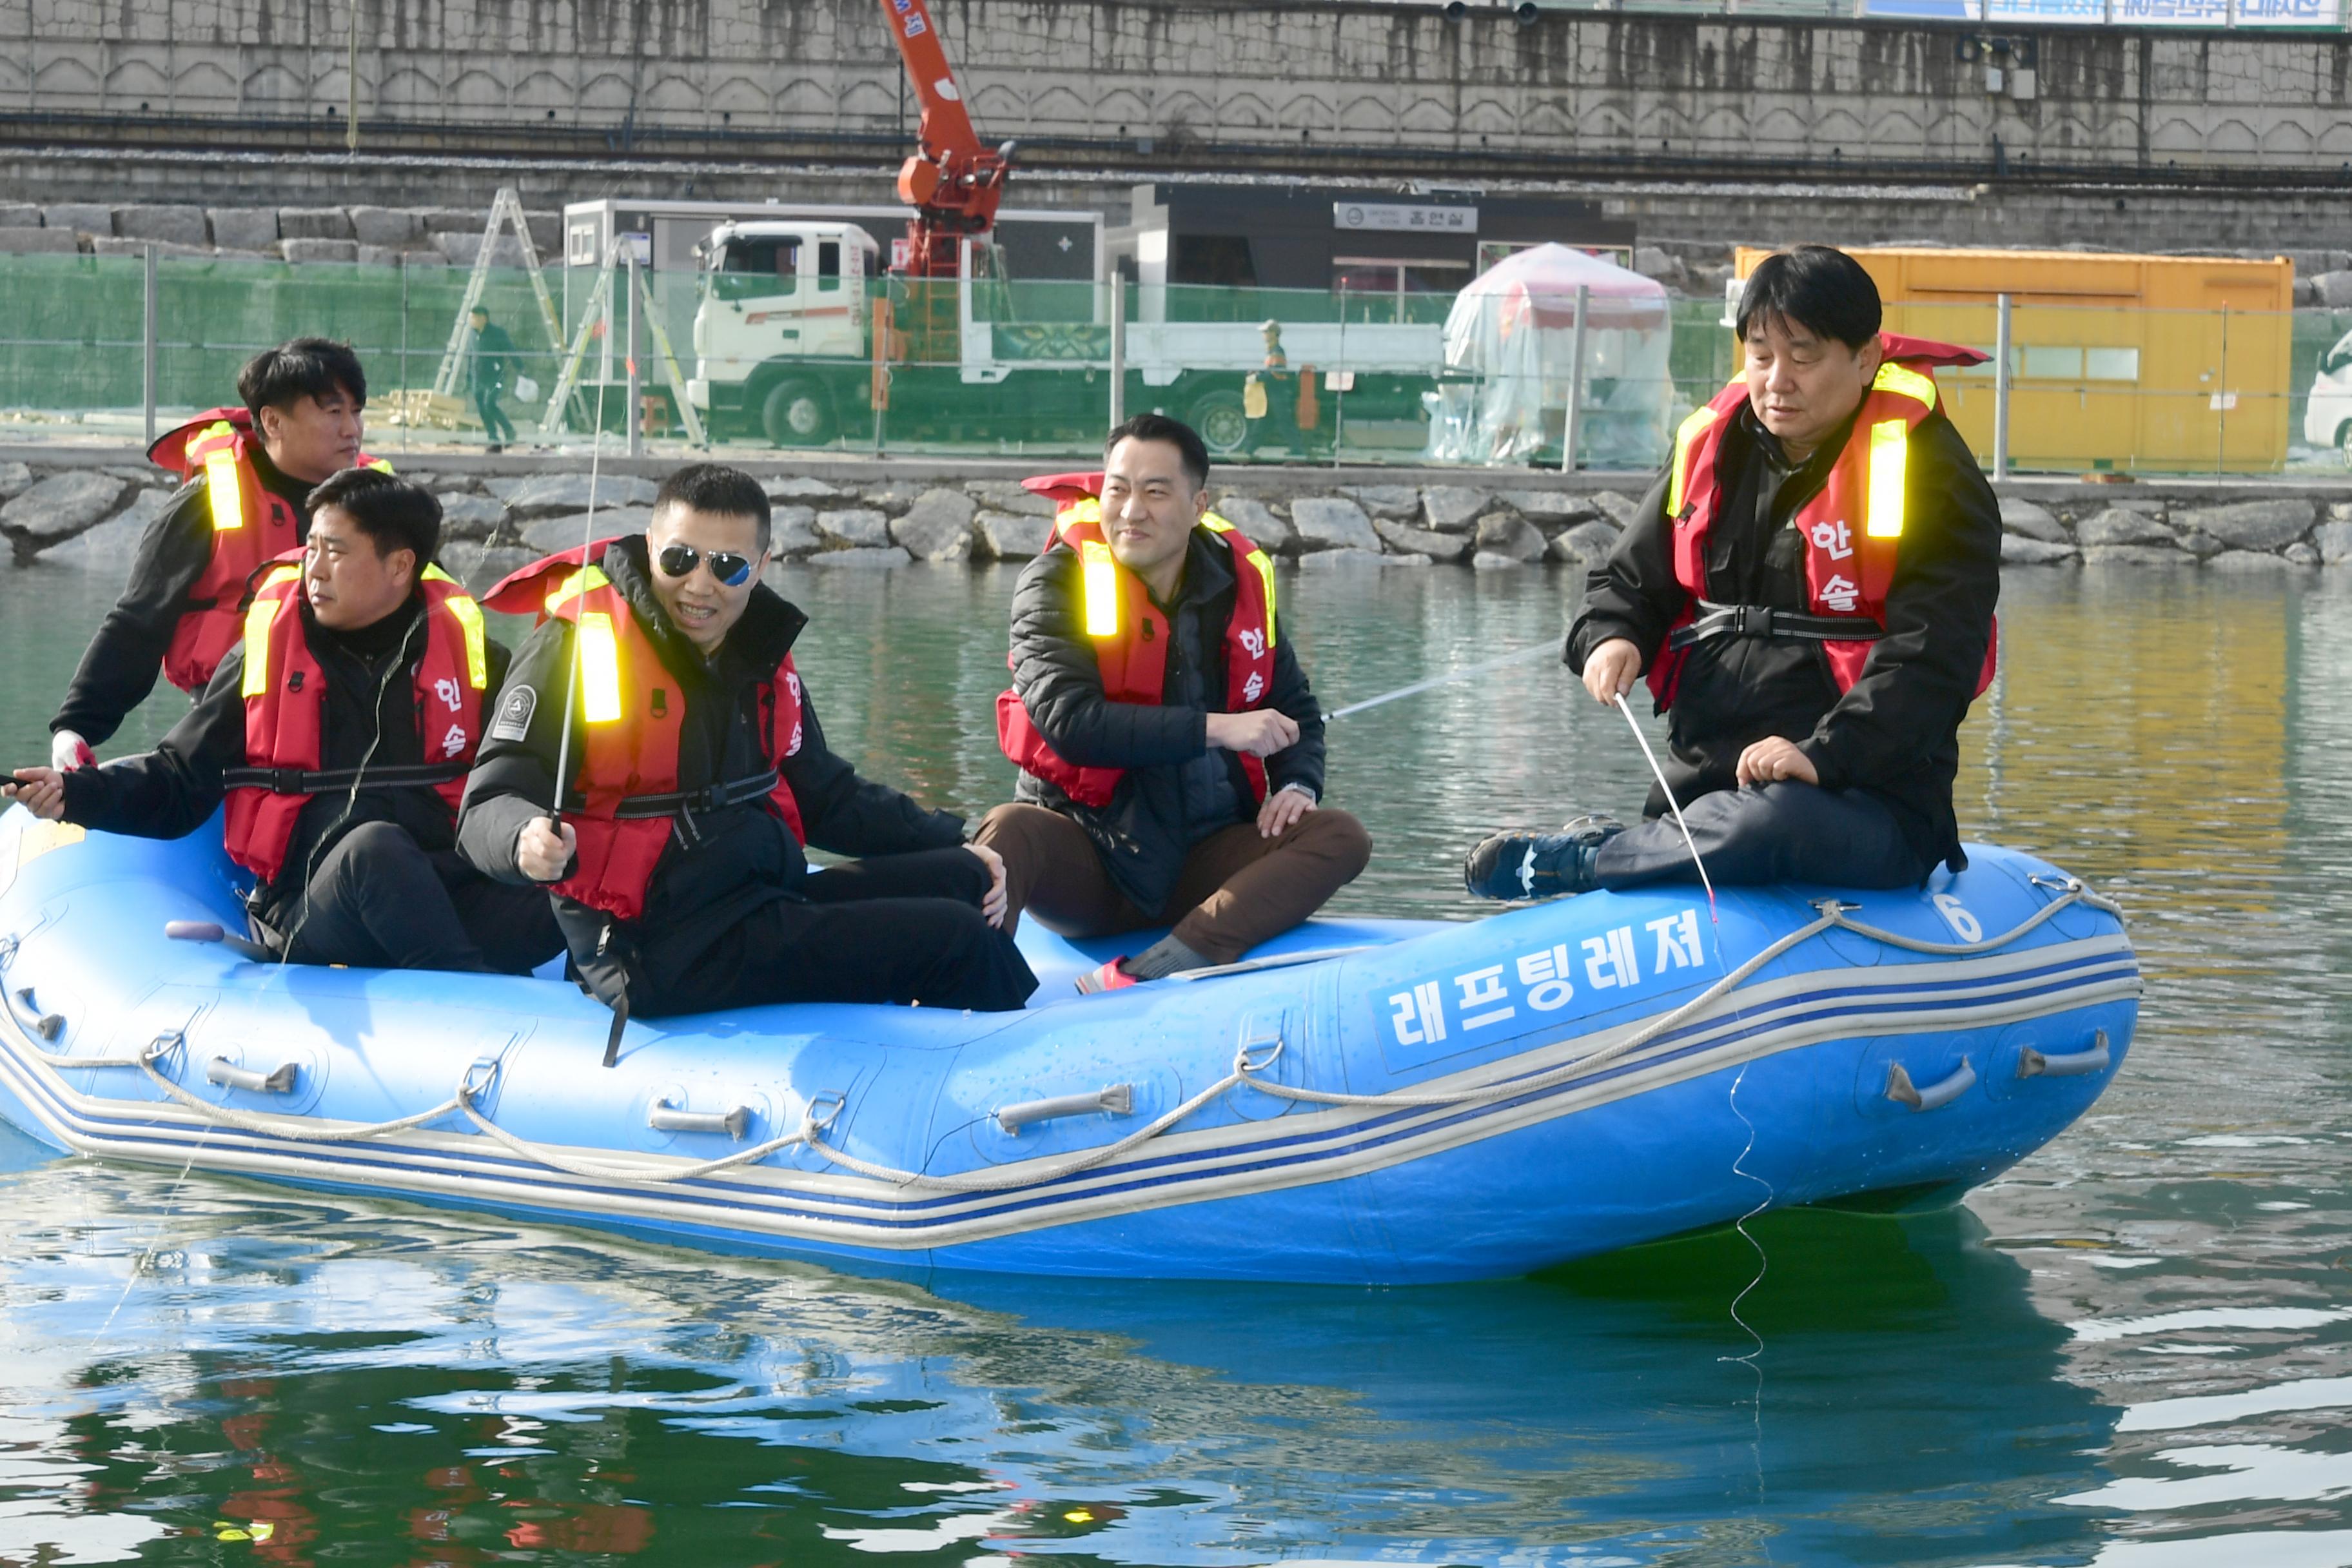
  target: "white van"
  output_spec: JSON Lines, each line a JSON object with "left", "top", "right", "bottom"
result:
{"left": 2306, "top": 325, "right": 2352, "bottom": 466}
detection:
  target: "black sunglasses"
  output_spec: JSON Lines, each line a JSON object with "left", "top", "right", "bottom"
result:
{"left": 655, "top": 542, "right": 756, "bottom": 587}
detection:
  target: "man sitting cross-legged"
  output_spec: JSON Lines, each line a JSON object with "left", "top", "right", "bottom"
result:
{"left": 977, "top": 414, "right": 1370, "bottom": 994}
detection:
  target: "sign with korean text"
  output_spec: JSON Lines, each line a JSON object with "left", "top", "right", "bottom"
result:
{"left": 1333, "top": 202, "right": 1478, "bottom": 235}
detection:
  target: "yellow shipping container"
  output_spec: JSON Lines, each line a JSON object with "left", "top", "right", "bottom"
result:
{"left": 1732, "top": 247, "right": 2293, "bottom": 475}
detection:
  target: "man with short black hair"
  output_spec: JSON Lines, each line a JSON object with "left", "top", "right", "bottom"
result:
{"left": 457, "top": 462, "right": 1035, "bottom": 1019}
{"left": 7, "top": 470, "right": 561, "bottom": 974}
{"left": 51, "top": 338, "right": 381, "bottom": 772}
{"left": 1465, "top": 245, "right": 2001, "bottom": 899}
{"left": 977, "top": 413, "right": 1369, "bottom": 994}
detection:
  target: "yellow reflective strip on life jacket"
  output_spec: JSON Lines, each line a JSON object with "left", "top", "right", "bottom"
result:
{"left": 366, "top": 458, "right": 393, "bottom": 473}
{"left": 1057, "top": 498, "right": 1101, "bottom": 545}
{"left": 1199, "top": 513, "right": 1233, "bottom": 534}
{"left": 544, "top": 564, "right": 613, "bottom": 615}
{"left": 1667, "top": 404, "right": 1718, "bottom": 519}
{"left": 575, "top": 612, "right": 623, "bottom": 724}
{"left": 240, "top": 567, "right": 300, "bottom": 698}
{"left": 1872, "top": 360, "right": 1937, "bottom": 414}
{"left": 1866, "top": 418, "right": 1910, "bottom": 540}
{"left": 1247, "top": 547, "right": 1277, "bottom": 647}
{"left": 204, "top": 449, "right": 244, "bottom": 532}
{"left": 446, "top": 591, "right": 489, "bottom": 690}
{"left": 1079, "top": 540, "right": 1120, "bottom": 638}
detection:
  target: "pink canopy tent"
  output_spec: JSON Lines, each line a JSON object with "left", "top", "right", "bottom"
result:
{"left": 1427, "top": 244, "right": 1676, "bottom": 467}
{"left": 1453, "top": 243, "right": 1671, "bottom": 335}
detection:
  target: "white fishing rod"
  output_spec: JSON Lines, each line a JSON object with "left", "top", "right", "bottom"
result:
{"left": 545, "top": 242, "right": 620, "bottom": 854}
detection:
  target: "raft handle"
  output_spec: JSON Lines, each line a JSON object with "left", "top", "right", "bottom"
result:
{"left": 7, "top": 986, "right": 62, "bottom": 1043}
{"left": 649, "top": 1097, "right": 752, "bottom": 1141}
{"left": 164, "top": 920, "right": 272, "bottom": 964}
{"left": 997, "top": 1084, "right": 1133, "bottom": 1136}
{"left": 207, "top": 1056, "right": 299, "bottom": 1095}
{"left": 2019, "top": 1031, "right": 2111, "bottom": 1080}
{"left": 1885, "top": 1056, "right": 1975, "bottom": 1113}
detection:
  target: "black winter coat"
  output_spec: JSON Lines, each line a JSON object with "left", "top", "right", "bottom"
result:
{"left": 54, "top": 444, "right": 316, "bottom": 746}
{"left": 59, "top": 591, "right": 513, "bottom": 932}
{"left": 456, "top": 534, "right": 967, "bottom": 1010}
{"left": 1566, "top": 401, "right": 2001, "bottom": 874}
{"left": 1007, "top": 528, "right": 1326, "bottom": 914}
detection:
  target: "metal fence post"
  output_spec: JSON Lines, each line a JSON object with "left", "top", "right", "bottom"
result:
{"left": 141, "top": 243, "right": 158, "bottom": 447}
{"left": 1560, "top": 283, "right": 1590, "bottom": 475}
{"left": 625, "top": 250, "right": 643, "bottom": 460}
{"left": 1992, "top": 291, "right": 2012, "bottom": 482}
{"left": 1106, "top": 278, "right": 1124, "bottom": 434}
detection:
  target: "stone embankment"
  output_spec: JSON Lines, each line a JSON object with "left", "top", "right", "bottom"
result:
{"left": 0, "top": 202, "right": 558, "bottom": 268}
{"left": 3, "top": 456, "right": 2347, "bottom": 586}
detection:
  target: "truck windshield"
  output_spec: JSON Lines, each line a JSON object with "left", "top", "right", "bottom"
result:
{"left": 712, "top": 237, "right": 799, "bottom": 301}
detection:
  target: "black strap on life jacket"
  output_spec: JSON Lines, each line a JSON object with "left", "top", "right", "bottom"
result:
{"left": 1667, "top": 600, "right": 1885, "bottom": 653}
{"left": 221, "top": 760, "right": 470, "bottom": 795}
{"left": 566, "top": 767, "right": 781, "bottom": 822}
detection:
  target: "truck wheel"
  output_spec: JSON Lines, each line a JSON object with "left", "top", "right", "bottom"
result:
{"left": 2340, "top": 422, "right": 2352, "bottom": 471}
{"left": 1189, "top": 389, "right": 1254, "bottom": 458}
{"left": 761, "top": 379, "right": 837, "bottom": 447}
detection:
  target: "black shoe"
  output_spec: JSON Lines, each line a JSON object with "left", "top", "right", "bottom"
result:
{"left": 1462, "top": 815, "right": 1626, "bottom": 901}
{"left": 486, "top": 443, "right": 505, "bottom": 454}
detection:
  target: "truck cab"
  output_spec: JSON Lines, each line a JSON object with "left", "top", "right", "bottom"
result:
{"left": 689, "top": 220, "right": 879, "bottom": 445}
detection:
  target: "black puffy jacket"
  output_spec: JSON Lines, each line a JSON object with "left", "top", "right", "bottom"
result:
{"left": 1567, "top": 401, "right": 2001, "bottom": 874}
{"left": 457, "top": 534, "right": 967, "bottom": 1008}
{"left": 1007, "top": 527, "right": 1326, "bottom": 914}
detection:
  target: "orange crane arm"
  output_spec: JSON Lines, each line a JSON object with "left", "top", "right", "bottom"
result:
{"left": 876, "top": 0, "right": 1012, "bottom": 277}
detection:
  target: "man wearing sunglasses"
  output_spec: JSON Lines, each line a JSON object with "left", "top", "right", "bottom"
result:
{"left": 458, "top": 463, "right": 1036, "bottom": 1021}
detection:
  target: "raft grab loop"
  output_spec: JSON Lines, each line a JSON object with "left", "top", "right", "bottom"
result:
{"left": 206, "top": 1056, "right": 299, "bottom": 1095}
{"left": 7, "top": 986, "right": 62, "bottom": 1042}
{"left": 995, "top": 1084, "right": 1133, "bottom": 1137}
{"left": 1884, "top": 1057, "right": 1976, "bottom": 1112}
{"left": 2019, "top": 1029, "right": 2111, "bottom": 1079}
{"left": 649, "top": 1094, "right": 754, "bottom": 1141}
{"left": 3, "top": 880, "right": 2124, "bottom": 1192}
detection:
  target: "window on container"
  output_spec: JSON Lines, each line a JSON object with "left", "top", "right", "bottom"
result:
{"left": 818, "top": 240, "right": 841, "bottom": 292}
{"left": 2019, "top": 346, "right": 2082, "bottom": 379}
{"left": 2084, "top": 347, "right": 2140, "bottom": 382}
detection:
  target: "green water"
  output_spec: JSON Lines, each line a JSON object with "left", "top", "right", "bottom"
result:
{"left": 2, "top": 557, "right": 2349, "bottom": 1565}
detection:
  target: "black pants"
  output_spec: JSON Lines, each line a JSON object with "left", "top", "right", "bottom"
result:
{"left": 1592, "top": 781, "right": 1927, "bottom": 892}
{"left": 270, "top": 821, "right": 564, "bottom": 974}
{"left": 672, "top": 847, "right": 1037, "bottom": 1015}
{"left": 475, "top": 386, "right": 516, "bottom": 444}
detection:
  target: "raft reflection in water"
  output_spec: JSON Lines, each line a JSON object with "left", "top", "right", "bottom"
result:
{"left": 0, "top": 1135, "right": 2119, "bottom": 1567}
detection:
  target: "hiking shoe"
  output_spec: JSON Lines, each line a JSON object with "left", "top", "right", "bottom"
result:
{"left": 1074, "top": 957, "right": 1142, "bottom": 995}
{"left": 1462, "top": 815, "right": 1626, "bottom": 901}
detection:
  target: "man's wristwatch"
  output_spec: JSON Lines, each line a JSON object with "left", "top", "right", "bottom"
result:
{"left": 1276, "top": 782, "right": 1318, "bottom": 805}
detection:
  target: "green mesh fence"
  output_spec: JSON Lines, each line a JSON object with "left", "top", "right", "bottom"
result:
{"left": 0, "top": 251, "right": 2343, "bottom": 476}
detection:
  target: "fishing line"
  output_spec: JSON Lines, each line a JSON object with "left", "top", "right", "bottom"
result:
{"left": 1609, "top": 689, "right": 1770, "bottom": 1515}
{"left": 88, "top": 1127, "right": 207, "bottom": 1348}
{"left": 1326, "top": 641, "right": 1558, "bottom": 720}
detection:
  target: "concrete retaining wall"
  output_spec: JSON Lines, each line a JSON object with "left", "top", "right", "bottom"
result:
{"left": 2, "top": 1, "right": 2347, "bottom": 180}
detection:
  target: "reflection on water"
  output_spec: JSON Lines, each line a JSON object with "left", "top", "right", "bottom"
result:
{"left": 5, "top": 558, "right": 2352, "bottom": 1563}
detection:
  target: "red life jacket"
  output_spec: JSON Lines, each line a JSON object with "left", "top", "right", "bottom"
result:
{"left": 1645, "top": 337, "right": 1999, "bottom": 709}
{"left": 147, "top": 407, "right": 392, "bottom": 694}
{"left": 480, "top": 544, "right": 808, "bottom": 924}
{"left": 220, "top": 556, "right": 490, "bottom": 885}
{"left": 995, "top": 488, "right": 1279, "bottom": 809}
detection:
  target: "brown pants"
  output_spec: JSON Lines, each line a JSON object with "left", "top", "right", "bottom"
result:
{"left": 973, "top": 801, "right": 1372, "bottom": 966}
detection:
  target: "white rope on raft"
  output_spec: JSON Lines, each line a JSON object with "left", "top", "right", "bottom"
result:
{"left": 15, "top": 880, "right": 2124, "bottom": 1194}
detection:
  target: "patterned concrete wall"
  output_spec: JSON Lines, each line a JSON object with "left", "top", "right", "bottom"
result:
{"left": 0, "top": 0, "right": 2347, "bottom": 173}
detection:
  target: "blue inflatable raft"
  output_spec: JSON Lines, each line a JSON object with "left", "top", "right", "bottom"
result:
{"left": 0, "top": 806, "right": 2139, "bottom": 1284}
